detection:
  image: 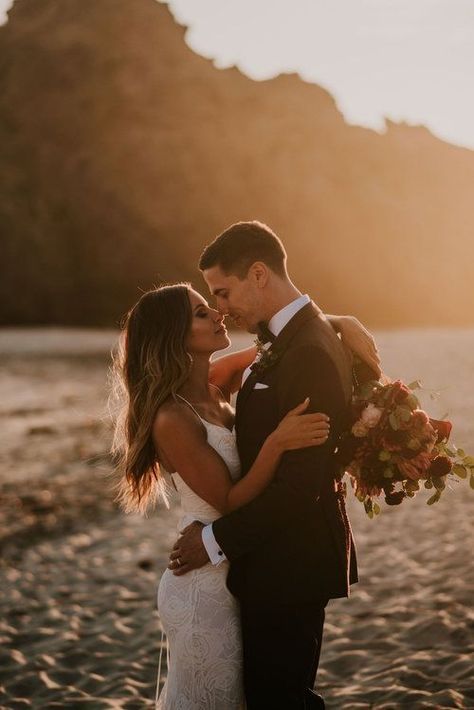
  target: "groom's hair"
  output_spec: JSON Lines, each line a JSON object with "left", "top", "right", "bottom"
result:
{"left": 199, "top": 221, "right": 287, "bottom": 279}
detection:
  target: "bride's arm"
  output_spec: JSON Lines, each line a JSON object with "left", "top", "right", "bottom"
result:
{"left": 327, "top": 314, "right": 381, "bottom": 378}
{"left": 209, "top": 345, "right": 257, "bottom": 400}
{"left": 208, "top": 316, "right": 381, "bottom": 396}
{"left": 153, "top": 400, "right": 329, "bottom": 515}
{"left": 209, "top": 316, "right": 381, "bottom": 398}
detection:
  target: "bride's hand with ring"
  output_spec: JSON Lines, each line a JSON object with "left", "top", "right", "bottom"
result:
{"left": 268, "top": 398, "right": 330, "bottom": 454}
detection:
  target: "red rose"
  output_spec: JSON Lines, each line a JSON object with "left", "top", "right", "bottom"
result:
{"left": 394, "top": 385, "right": 410, "bottom": 404}
{"left": 382, "top": 428, "right": 408, "bottom": 451}
{"left": 428, "top": 455, "right": 452, "bottom": 477}
{"left": 412, "top": 410, "right": 429, "bottom": 428}
{"left": 429, "top": 418, "right": 452, "bottom": 443}
{"left": 388, "top": 380, "right": 411, "bottom": 405}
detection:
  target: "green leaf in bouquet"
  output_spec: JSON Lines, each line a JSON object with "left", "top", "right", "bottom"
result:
{"left": 373, "top": 502, "right": 381, "bottom": 515}
{"left": 453, "top": 464, "right": 468, "bottom": 479}
{"left": 406, "top": 394, "right": 420, "bottom": 410}
{"left": 463, "top": 455, "right": 474, "bottom": 467}
{"left": 427, "top": 490, "right": 441, "bottom": 505}
{"left": 383, "top": 467, "right": 394, "bottom": 478}
{"left": 389, "top": 413, "right": 399, "bottom": 431}
{"left": 405, "top": 480, "right": 420, "bottom": 493}
{"left": 408, "top": 380, "right": 422, "bottom": 390}
{"left": 470, "top": 473, "right": 474, "bottom": 490}
{"left": 457, "top": 448, "right": 465, "bottom": 458}
{"left": 359, "top": 382, "right": 376, "bottom": 400}
{"left": 432, "top": 476, "right": 446, "bottom": 491}
{"left": 396, "top": 405, "right": 412, "bottom": 422}
{"left": 379, "top": 450, "right": 391, "bottom": 462}
{"left": 424, "top": 480, "right": 433, "bottom": 489}
{"left": 444, "top": 446, "right": 456, "bottom": 457}
{"left": 407, "top": 438, "right": 420, "bottom": 451}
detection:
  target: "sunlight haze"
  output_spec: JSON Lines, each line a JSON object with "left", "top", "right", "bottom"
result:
{"left": 161, "top": 0, "right": 474, "bottom": 150}
{"left": 1, "top": 0, "right": 472, "bottom": 148}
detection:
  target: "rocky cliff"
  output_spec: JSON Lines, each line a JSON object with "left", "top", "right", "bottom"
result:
{"left": 1, "top": 0, "right": 473, "bottom": 325}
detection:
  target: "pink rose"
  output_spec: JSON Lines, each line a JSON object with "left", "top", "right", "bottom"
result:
{"left": 360, "top": 403, "right": 383, "bottom": 429}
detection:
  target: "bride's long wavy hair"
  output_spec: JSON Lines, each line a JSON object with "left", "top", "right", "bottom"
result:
{"left": 110, "top": 284, "right": 193, "bottom": 514}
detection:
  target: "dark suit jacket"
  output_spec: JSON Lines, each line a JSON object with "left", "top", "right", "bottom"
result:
{"left": 212, "top": 302, "right": 358, "bottom": 607}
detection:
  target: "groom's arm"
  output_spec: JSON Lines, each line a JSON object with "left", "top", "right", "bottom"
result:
{"left": 211, "top": 343, "right": 347, "bottom": 562}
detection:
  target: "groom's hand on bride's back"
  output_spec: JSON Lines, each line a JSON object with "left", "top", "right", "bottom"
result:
{"left": 168, "top": 521, "right": 209, "bottom": 576}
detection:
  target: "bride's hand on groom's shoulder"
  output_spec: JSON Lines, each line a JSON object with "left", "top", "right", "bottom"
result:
{"left": 272, "top": 399, "right": 330, "bottom": 452}
{"left": 333, "top": 315, "right": 382, "bottom": 378}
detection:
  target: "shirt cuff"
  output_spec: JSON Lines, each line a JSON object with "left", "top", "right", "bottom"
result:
{"left": 202, "top": 524, "right": 227, "bottom": 565}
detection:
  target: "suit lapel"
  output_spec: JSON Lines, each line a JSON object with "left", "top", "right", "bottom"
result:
{"left": 236, "top": 301, "right": 324, "bottom": 422}
{"left": 236, "top": 368, "right": 259, "bottom": 420}
{"left": 269, "top": 301, "right": 323, "bottom": 357}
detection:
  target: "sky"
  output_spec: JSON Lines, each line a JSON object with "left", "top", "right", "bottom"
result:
{"left": 160, "top": 0, "right": 474, "bottom": 151}
{"left": 0, "top": 0, "right": 12, "bottom": 25}
{"left": 1, "top": 0, "right": 473, "bottom": 150}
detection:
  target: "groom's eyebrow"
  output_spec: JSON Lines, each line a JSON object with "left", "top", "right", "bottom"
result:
{"left": 213, "top": 288, "right": 226, "bottom": 296}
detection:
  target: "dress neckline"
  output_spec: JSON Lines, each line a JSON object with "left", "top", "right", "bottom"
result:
{"left": 176, "top": 394, "right": 234, "bottom": 434}
{"left": 200, "top": 419, "right": 234, "bottom": 434}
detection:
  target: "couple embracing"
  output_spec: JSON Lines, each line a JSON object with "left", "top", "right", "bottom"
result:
{"left": 113, "top": 221, "right": 380, "bottom": 709}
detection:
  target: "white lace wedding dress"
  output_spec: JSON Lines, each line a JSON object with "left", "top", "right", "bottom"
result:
{"left": 156, "top": 399, "right": 244, "bottom": 709}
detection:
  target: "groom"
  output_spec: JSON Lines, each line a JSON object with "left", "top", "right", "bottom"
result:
{"left": 170, "top": 221, "right": 358, "bottom": 709}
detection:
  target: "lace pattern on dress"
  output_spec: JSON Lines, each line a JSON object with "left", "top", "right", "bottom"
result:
{"left": 156, "top": 396, "right": 244, "bottom": 709}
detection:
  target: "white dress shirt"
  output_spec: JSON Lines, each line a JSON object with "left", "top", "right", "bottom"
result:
{"left": 202, "top": 294, "right": 311, "bottom": 565}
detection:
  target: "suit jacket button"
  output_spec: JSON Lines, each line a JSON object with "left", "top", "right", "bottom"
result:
{"left": 218, "top": 550, "right": 223, "bottom": 556}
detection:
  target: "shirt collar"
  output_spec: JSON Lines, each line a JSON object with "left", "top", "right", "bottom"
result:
{"left": 267, "top": 294, "right": 311, "bottom": 338}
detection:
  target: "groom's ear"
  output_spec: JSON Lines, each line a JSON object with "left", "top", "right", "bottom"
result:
{"left": 248, "top": 261, "right": 270, "bottom": 289}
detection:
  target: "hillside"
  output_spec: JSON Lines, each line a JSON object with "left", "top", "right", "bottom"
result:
{"left": 1, "top": 0, "right": 473, "bottom": 326}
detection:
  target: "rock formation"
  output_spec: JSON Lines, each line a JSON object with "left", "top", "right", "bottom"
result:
{"left": 1, "top": 0, "right": 473, "bottom": 325}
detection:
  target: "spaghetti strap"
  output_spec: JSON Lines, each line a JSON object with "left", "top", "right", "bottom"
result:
{"left": 176, "top": 394, "right": 204, "bottom": 422}
{"left": 209, "top": 382, "right": 227, "bottom": 401}
{"left": 176, "top": 392, "right": 233, "bottom": 433}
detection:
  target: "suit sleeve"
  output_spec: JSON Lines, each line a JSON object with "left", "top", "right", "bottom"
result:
{"left": 212, "top": 344, "right": 347, "bottom": 561}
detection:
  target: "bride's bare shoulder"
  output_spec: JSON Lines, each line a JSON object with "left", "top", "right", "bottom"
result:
{"left": 153, "top": 397, "right": 203, "bottom": 437}
{"left": 153, "top": 398, "right": 206, "bottom": 470}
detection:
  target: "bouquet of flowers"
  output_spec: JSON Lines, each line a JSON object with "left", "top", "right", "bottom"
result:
{"left": 339, "top": 371, "right": 474, "bottom": 518}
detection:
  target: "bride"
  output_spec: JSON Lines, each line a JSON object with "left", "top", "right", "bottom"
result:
{"left": 111, "top": 283, "right": 379, "bottom": 709}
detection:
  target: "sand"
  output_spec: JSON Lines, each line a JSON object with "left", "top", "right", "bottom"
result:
{"left": 1, "top": 328, "right": 473, "bottom": 709}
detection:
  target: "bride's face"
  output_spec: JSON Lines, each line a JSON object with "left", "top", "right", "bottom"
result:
{"left": 186, "top": 289, "right": 230, "bottom": 355}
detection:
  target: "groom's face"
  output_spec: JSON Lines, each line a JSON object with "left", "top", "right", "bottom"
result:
{"left": 202, "top": 265, "right": 263, "bottom": 334}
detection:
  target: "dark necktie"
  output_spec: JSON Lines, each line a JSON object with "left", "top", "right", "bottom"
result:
{"left": 256, "top": 321, "right": 275, "bottom": 345}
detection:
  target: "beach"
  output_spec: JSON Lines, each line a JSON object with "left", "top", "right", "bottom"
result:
{"left": 1, "top": 328, "right": 473, "bottom": 709}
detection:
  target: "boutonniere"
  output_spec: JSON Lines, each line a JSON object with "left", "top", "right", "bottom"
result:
{"left": 250, "top": 337, "right": 281, "bottom": 376}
